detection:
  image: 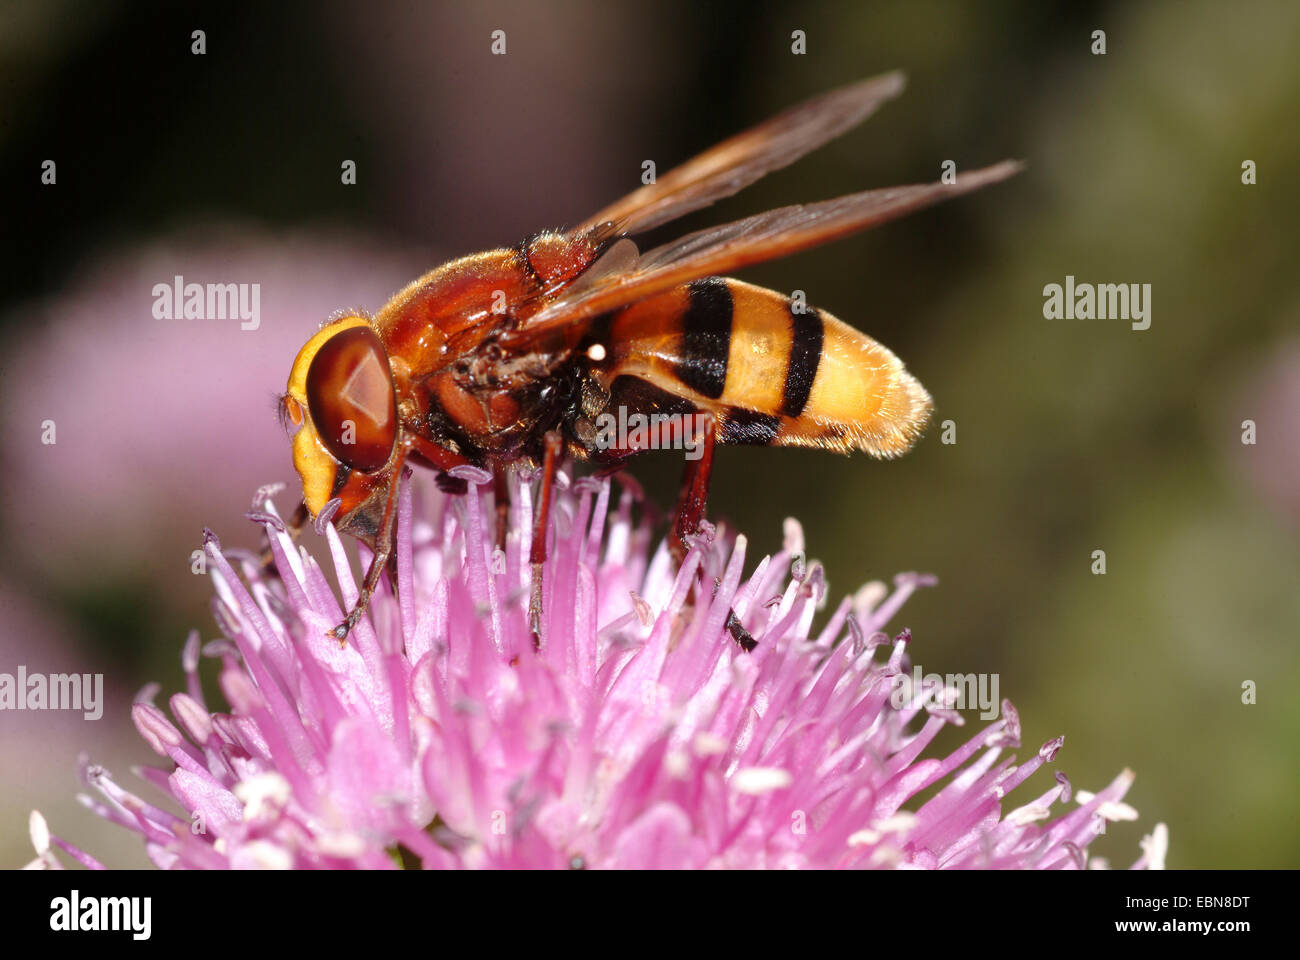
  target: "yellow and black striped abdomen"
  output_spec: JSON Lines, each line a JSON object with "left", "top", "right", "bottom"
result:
{"left": 595, "top": 277, "right": 932, "bottom": 458}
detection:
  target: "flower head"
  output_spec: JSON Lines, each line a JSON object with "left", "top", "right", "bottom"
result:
{"left": 29, "top": 468, "right": 1163, "bottom": 869}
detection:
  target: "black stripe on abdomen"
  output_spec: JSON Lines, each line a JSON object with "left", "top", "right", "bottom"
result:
{"left": 781, "top": 305, "right": 823, "bottom": 418}
{"left": 719, "top": 408, "right": 781, "bottom": 446}
{"left": 673, "top": 278, "right": 733, "bottom": 400}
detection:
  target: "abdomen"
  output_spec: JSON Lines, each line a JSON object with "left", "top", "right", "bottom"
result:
{"left": 589, "top": 277, "right": 933, "bottom": 458}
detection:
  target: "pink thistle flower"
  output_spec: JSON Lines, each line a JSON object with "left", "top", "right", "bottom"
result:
{"left": 28, "top": 469, "right": 1165, "bottom": 869}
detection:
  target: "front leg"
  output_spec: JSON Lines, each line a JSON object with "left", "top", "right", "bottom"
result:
{"left": 327, "top": 431, "right": 478, "bottom": 643}
{"left": 329, "top": 452, "right": 409, "bottom": 645}
{"left": 329, "top": 527, "right": 395, "bottom": 644}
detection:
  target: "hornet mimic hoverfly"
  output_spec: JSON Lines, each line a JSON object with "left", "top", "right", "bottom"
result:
{"left": 276, "top": 71, "right": 1020, "bottom": 646}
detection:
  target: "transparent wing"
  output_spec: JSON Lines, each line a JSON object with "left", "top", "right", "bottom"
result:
{"left": 507, "top": 160, "right": 1023, "bottom": 344}
{"left": 574, "top": 71, "right": 907, "bottom": 236}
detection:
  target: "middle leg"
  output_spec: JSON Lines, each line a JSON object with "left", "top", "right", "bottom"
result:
{"left": 493, "top": 463, "right": 511, "bottom": 554}
{"left": 528, "top": 430, "right": 565, "bottom": 648}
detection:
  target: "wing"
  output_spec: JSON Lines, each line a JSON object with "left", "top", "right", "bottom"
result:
{"left": 506, "top": 160, "right": 1023, "bottom": 347}
{"left": 582, "top": 278, "right": 932, "bottom": 460}
{"left": 574, "top": 71, "right": 907, "bottom": 236}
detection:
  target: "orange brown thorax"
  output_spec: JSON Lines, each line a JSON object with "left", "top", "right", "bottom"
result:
{"left": 279, "top": 231, "right": 605, "bottom": 537}
{"left": 376, "top": 232, "right": 603, "bottom": 455}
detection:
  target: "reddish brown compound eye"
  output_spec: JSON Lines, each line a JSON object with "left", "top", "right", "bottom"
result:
{"left": 305, "top": 325, "right": 397, "bottom": 472}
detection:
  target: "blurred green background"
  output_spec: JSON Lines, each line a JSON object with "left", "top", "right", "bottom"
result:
{"left": 1, "top": 0, "right": 1296, "bottom": 868}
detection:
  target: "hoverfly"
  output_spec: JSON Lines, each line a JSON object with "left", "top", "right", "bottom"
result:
{"left": 277, "top": 71, "right": 1019, "bottom": 645}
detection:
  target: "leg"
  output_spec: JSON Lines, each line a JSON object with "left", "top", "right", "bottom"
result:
{"left": 529, "top": 430, "right": 564, "bottom": 648}
{"left": 330, "top": 530, "right": 394, "bottom": 644}
{"left": 668, "top": 414, "right": 756, "bottom": 653}
{"left": 670, "top": 413, "right": 716, "bottom": 565}
{"left": 493, "top": 464, "right": 511, "bottom": 554}
{"left": 330, "top": 454, "right": 409, "bottom": 644}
